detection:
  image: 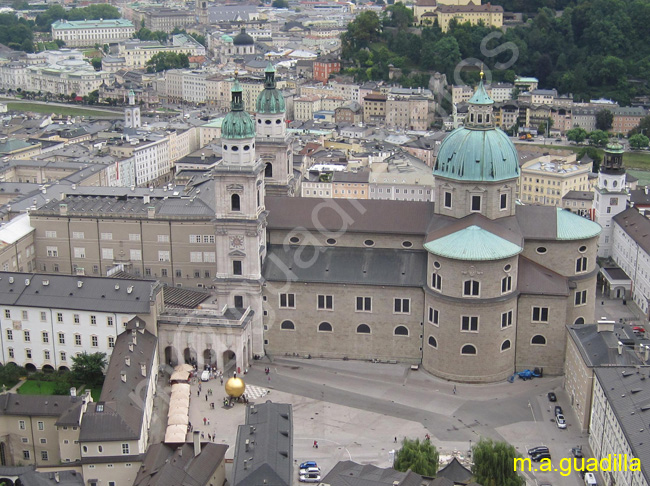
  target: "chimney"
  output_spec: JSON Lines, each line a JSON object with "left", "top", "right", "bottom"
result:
{"left": 147, "top": 206, "right": 155, "bottom": 219}
{"left": 128, "top": 342, "right": 133, "bottom": 352}
{"left": 249, "top": 426, "right": 255, "bottom": 435}
{"left": 597, "top": 319, "right": 615, "bottom": 333}
{"left": 59, "top": 203, "right": 68, "bottom": 215}
{"left": 70, "top": 387, "right": 77, "bottom": 397}
{"left": 143, "top": 195, "right": 150, "bottom": 205}
{"left": 140, "top": 363, "right": 147, "bottom": 377}
{"left": 120, "top": 372, "right": 127, "bottom": 383}
{"left": 132, "top": 334, "right": 137, "bottom": 346}
{"left": 193, "top": 430, "right": 201, "bottom": 456}
{"left": 125, "top": 356, "right": 131, "bottom": 367}
{"left": 245, "top": 439, "right": 250, "bottom": 452}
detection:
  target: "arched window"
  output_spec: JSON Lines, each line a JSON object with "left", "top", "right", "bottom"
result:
{"left": 265, "top": 163, "right": 273, "bottom": 178}
{"left": 394, "top": 326, "right": 409, "bottom": 336}
{"left": 501, "top": 340, "right": 511, "bottom": 352}
{"left": 428, "top": 336, "right": 437, "bottom": 348}
{"left": 356, "top": 324, "right": 370, "bottom": 334}
{"left": 280, "top": 320, "right": 295, "bottom": 330}
{"left": 318, "top": 322, "right": 332, "bottom": 332}
{"left": 576, "top": 256, "right": 587, "bottom": 273}
{"left": 231, "top": 194, "right": 241, "bottom": 211}
{"left": 574, "top": 317, "right": 585, "bottom": 325}
{"left": 461, "top": 344, "right": 477, "bottom": 355}
{"left": 531, "top": 334, "right": 546, "bottom": 345}
{"left": 463, "top": 279, "right": 480, "bottom": 296}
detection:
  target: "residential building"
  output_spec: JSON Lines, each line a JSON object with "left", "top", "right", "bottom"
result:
{"left": 118, "top": 35, "right": 206, "bottom": 71}
{"left": 612, "top": 106, "right": 647, "bottom": 134}
{"left": 143, "top": 8, "right": 194, "bottom": 33}
{"left": 313, "top": 57, "right": 340, "bottom": 83}
{"left": 590, "top": 367, "right": 650, "bottom": 486}
{"left": 562, "top": 190, "right": 593, "bottom": 218}
{"left": 51, "top": 19, "right": 136, "bottom": 48}
{"left": 321, "top": 461, "right": 423, "bottom": 486}
{"left": 368, "top": 152, "right": 435, "bottom": 201}
{"left": 519, "top": 152, "right": 592, "bottom": 206}
{"left": 332, "top": 170, "right": 369, "bottom": 199}
{"left": 514, "top": 76, "right": 538, "bottom": 92}
{"left": 0, "top": 272, "right": 163, "bottom": 370}
{"left": 363, "top": 93, "right": 387, "bottom": 124}
{"left": 386, "top": 96, "right": 430, "bottom": 131}
{"left": 0, "top": 214, "right": 35, "bottom": 273}
{"left": 435, "top": 3, "right": 504, "bottom": 31}
{"left": 294, "top": 96, "right": 321, "bottom": 121}
{"left": 108, "top": 136, "right": 171, "bottom": 186}
{"left": 334, "top": 102, "right": 363, "bottom": 125}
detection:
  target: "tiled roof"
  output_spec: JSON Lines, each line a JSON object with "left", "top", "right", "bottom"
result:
{"left": 613, "top": 207, "right": 650, "bottom": 255}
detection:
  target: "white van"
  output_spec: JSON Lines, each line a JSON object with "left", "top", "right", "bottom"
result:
{"left": 584, "top": 472, "right": 597, "bottom": 486}
{"left": 200, "top": 370, "right": 210, "bottom": 382}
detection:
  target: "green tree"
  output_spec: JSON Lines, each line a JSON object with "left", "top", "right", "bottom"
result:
{"left": 11, "top": 0, "right": 29, "bottom": 10}
{"left": 146, "top": 52, "right": 190, "bottom": 72}
{"left": 596, "top": 109, "right": 613, "bottom": 131}
{"left": 272, "top": 0, "right": 289, "bottom": 7}
{"left": 629, "top": 115, "right": 650, "bottom": 137}
{"left": 71, "top": 352, "right": 107, "bottom": 388}
{"left": 382, "top": 2, "right": 413, "bottom": 30}
{"left": 472, "top": 438, "right": 525, "bottom": 486}
{"left": 629, "top": 133, "right": 649, "bottom": 149}
{"left": 393, "top": 438, "right": 439, "bottom": 477}
{"left": 566, "top": 127, "right": 588, "bottom": 143}
{"left": 91, "top": 57, "right": 102, "bottom": 70}
{"left": 577, "top": 146, "right": 603, "bottom": 172}
{"left": 589, "top": 129, "right": 610, "bottom": 147}
{"left": 341, "top": 11, "right": 381, "bottom": 58}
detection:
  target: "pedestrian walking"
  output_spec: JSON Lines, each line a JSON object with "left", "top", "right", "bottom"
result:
{"left": 220, "top": 377, "right": 224, "bottom": 385}
{"left": 197, "top": 390, "right": 200, "bottom": 397}
{"left": 394, "top": 437, "right": 397, "bottom": 443}
{"left": 453, "top": 385, "right": 457, "bottom": 395}
{"left": 203, "top": 417, "right": 207, "bottom": 425}
{"left": 205, "top": 394, "right": 208, "bottom": 401}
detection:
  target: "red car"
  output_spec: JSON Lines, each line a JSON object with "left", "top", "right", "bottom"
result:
{"left": 633, "top": 326, "right": 646, "bottom": 333}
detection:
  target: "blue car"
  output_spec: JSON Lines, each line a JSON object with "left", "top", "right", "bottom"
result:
{"left": 300, "top": 461, "right": 318, "bottom": 470}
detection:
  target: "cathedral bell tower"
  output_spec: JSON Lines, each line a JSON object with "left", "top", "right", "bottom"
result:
{"left": 212, "top": 73, "right": 267, "bottom": 359}
{"left": 255, "top": 61, "right": 295, "bottom": 196}
{"left": 124, "top": 89, "right": 141, "bottom": 129}
{"left": 196, "top": 0, "right": 209, "bottom": 25}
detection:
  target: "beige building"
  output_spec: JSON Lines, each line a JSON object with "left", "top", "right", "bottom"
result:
{"left": 0, "top": 215, "right": 35, "bottom": 273}
{"left": 51, "top": 19, "right": 136, "bottom": 48}
{"left": 422, "top": 3, "right": 504, "bottom": 31}
{"left": 118, "top": 35, "right": 206, "bottom": 71}
{"left": 519, "top": 152, "right": 592, "bottom": 206}
{"left": 386, "top": 97, "right": 430, "bottom": 131}
{"left": 143, "top": 8, "right": 194, "bottom": 33}
{"left": 294, "top": 96, "right": 322, "bottom": 121}
{"left": 363, "top": 93, "right": 387, "bottom": 124}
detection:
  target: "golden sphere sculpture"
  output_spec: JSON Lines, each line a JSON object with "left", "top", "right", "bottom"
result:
{"left": 225, "top": 377, "right": 246, "bottom": 398}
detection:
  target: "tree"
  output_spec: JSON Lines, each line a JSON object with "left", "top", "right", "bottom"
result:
{"left": 595, "top": 109, "right": 613, "bottom": 131}
{"left": 472, "top": 438, "right": 525, "bottom": 486}
{"left": 71, "top": 352, "right": 107, "bottom": 387}
{"left": 578, "top": 146, "right": 603, "bottom": 172}
{"left": 629, "top": 133, "right": 649, "bottom": 149}
{"left": 589, "top": 129, "right": 610, "bottom": 147}
{"left": 91, "top": 57, "right": 102, "bottom": 70}
{"left": 146, "top": 52, "right": 189, "bottom": 72}
{"left": 383, "top": 2, "right": 413, "bottom": 30}
{"left": 566, "top": 127, "right": 587, "bottom": 143}
{"left": 393, "top": 438, "right": 439, "bottom": 476}
{"left": 629, "top": 115, "right": 650, "bottom": 137}
{"left": 272, "top": 0, "right": 289, "bottom": 7}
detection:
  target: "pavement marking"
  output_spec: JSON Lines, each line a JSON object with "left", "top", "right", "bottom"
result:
{"left": 245, "top": 384, "right": 270, "bottom": 400}
{"left": 528, "top": 401, "right": 536, "bottom": 422}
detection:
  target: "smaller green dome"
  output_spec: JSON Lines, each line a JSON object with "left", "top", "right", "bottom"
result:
{"left": 222, "top": 78, "right": 255, "bottom": 140}
{"left": 605, "top": 141, "right": 624, "bottom": 154}
{"left": 256, "top": 62, "right": 285, "bottom": 114}
{"left": 221, "top": 34, "right": 233, "bottom": 43}
{"left": 468, "top": 79, "right": 494, "bottom": 105}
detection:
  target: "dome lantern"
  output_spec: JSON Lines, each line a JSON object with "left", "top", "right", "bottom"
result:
{"left": 222, "top": 73, "right": 256, "bottom": 140}
{"left": 256, "top": 61, "right": 286, "bottom": 115}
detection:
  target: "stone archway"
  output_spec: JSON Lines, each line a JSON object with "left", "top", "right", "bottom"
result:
{"left": 203, "top": 348, "right": 216, "bottom": 368}
{"left": 58, "top": 366, "right": 70, "bottom": 372}
{"left": 223, "top": 350, "right": 236, "bottom": 374}
{"left": 165, "top": 346, "right": 178, "bottom": 367}
{"left": 25, "top": 363, "right": 36, "bottom": 373}
{"left": 43, "top": 364, "right": 54, "bottom": 373}
{"left": 184, "top": 347, "right": 197, "bottom": 366}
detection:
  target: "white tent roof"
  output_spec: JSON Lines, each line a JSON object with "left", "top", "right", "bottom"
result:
{"left": 164, "top": 424, "right": 187, "bottom": 443}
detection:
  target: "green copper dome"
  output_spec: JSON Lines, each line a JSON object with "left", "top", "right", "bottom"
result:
{"left": 605, "top": 141, "right": 623, "bottom": 154}
{"left": 256, "top": 62, "right": 285, "bottom": 114}
{"left": 222, "top": 77, "right": 256, "bottom": 140}
{"left": 434, "top": 79, "right": 519, "bottom": 182}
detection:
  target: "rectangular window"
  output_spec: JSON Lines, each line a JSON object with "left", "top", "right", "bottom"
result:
{"left": 501, "top": 276, "right": 512, "bottom": 293}
{"left": 58, "top": 333, "right": 65, "bottom": 344}
{"left": 444, "top": 192, "right": 452, "bottom": 208}
{"left": 394, "top": 298, "right": 410, "bottom": 314}
{"left": 91, "top": 336, "right": 98, "bottom": 347}
{"left": 42, "top": 331, "right": 49, "bottom": 343}
{"left": 45, "top": 230, "right": 57, "bottom": 238}
{"left": 157, "top": 234, "right": 169, "bottom": 243}
{"left": 41, "top": 450, "right": 49, "bottom": 461}
{"left": 73, "top": 314, "right": 79, "bottom": 324}
{"left": 356, "top": 297, "right": 372, "bottom": 312}
{"left": 107, "top": 316, "right": 113, "bottom": 326}
{"left": 501, "top": 310, "right": 513, "bottom": 328}
{"left": 431, "top": 273, "right": 441, "bottom": 291}
{"left": 26, "top": 349, "right": 32, "bottom": 359}
{"left": 6, "top": 329, "right": 12, "bottom": 341}
{"left": 189, "top": 235, "right": 201, "bottom": 243}
{"left": 102, "top": 248, "right": 114, "bottom": 260}
{"left": 90, "top": 315, "right": 96, "bottom": 325}
{"left": 317, "top": 295, "right": 333, "bottom": 310}
{"left": 575, "top": 289, "right": 587, "bottom": 306}
{"left": 72, "top": 232, "right": 84, "bottom": 239}
{"left": 73, "top": 247, "right": 85, "bottom": 259}
{"left": 190, "top": 252, "right": 203, "bottom": 263}
{"left": 128, "top": 234, "right": 141, "bottom": 241}
{"left": 24, "top": 330, "right": 30, "bottom": 342}
{"left": 60, "top": 351, "right": 66, "bottom": 361}
{"left": 233, "top": 260, "right": 243, "bottom": 276}
{"left": 500, "top": 193, "right": 507, "bottom": 210}
{"left": 75, "top": 334, "right": 82, "bottom": 346}
{"left": 576, "top": 257, "right": 587, "bottom": 273}
{"left": 130, "top": 249, "right": 142, "bottom": 261}
{"left": 532, "top": 306, "right": 549, "bottom": 322}
{"left": 19, "top": 420, "right": 25, "bottom": 430}
{"left": 161, "top": 268, "right": 168, "bottom": 277}
{"left": 203, "top": 235, "right": 215, "bottom": 243}
{"left": 122, "top": 443, "right": 130, "bottom": 454}
{"left": 203, "top": 252, "right": 215, "bottom": 262}
{"left": 108, "top": 336, "right": 115, "bottom": 348}
{"left": 428, "top": 307, "right": 439, "bottom": 325}
{"left": 461, "top": 316, "right": 479, "bottom": 332}
{"left": 158, "top": 251, "right": 170, "bottom": 262}
{"left": 41, "top": 311, "right": 47, "bottom": 321}
{"left": 37, "top": 421, "right": 44, "bottom": 431}
{"left": 23, "top": 451, "right": 30, "bottom": 460}
{"left": 463, "top": 280, "right": 480, "bottom": 296}
{"left": 471, "top": 195, "right": 481, "bottom": 212}
{"left": 3, "top": 309, "right": 9, "bottom": 319}
{"left": 22, "top": 310, "right": 27, "bottom": 320}
{"left": 279, "top": 293, "right": 295, "bottom": 309}
{"left": 100, "top": 233, "right": 113, "bottom": 240}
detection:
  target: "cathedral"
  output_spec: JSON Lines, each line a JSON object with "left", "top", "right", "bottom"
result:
{"left": 29, "top": 70, "right": 601, "bottom": 383}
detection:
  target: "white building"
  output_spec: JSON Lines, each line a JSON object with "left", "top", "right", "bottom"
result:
{"left": 117, "top": 34, "right": 206, "bottom": 70}
{"left": 51, "top": 19, "right": 136, "bottom": 48}
{"left": 589, "top": 367, "right": 650, "bottom": 486}
{"left": 0, "top": 273, "right": 162, "bottom": 372}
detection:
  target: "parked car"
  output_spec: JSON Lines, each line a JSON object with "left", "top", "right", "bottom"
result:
{"left": 633, "top": 326, "right": 646, "bottom": 334}
{"left": 528, "top": 446, "right": 549, "bottom": 456}
{"left": 556, "top": 414, "right": 567, "bottom": 429}
{"left": 299, "top": 462, "right": 318, "bottom": 470}
{"left": 200, "top": 370, "right": 210, "bottom": 382}
{"left": 554, "top": 405, "right": 563, "bottom": 416}
{"left": 547, "top": 392, "right": 557, "bottom": 402}
{"left": 584, "top": 472, "right": 598, "bottom": 485}
{"left": 572, "top": 446, "right": 583, "bottom": 458}
{"left": 299, "top": 474, "right": 321, "bottom": 483}
{"left": 300, "top": 467, "right": 321, "bottom": 475}
{"left": 532, "top": 451, "right": 552, "bottom": 462}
